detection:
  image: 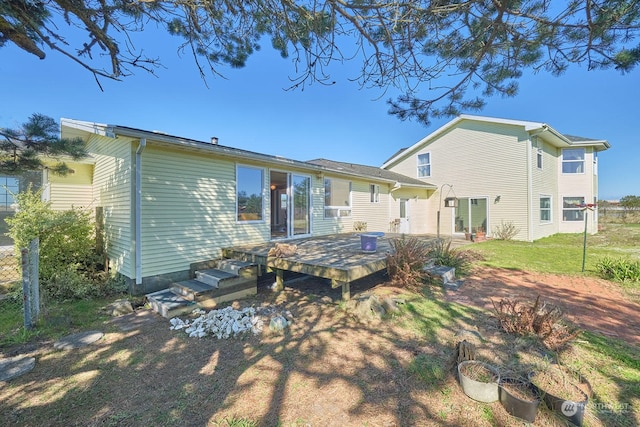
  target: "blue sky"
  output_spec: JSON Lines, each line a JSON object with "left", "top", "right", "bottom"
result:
{"left": 1, "top": 25, "right": 638, "bottom": 200}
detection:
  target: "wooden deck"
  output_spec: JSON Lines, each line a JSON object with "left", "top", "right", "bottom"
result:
{"left": 222, "top": 233, "right": 439, "bottom": 299}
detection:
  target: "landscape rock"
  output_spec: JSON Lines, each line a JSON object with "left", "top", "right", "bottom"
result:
{"left": 103, "top": 299, "right": 134, "bottom": 317}
{"left": 269, "top": 315, "right": 289, "bottom": 332}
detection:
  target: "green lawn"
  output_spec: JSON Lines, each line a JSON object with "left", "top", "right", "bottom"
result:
{"left": 471, "top": 223, "right": 640, "bottom": 276}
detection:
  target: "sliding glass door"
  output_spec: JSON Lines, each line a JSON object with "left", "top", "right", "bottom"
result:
{"left": 454, "top": 197, "right": 488, "bottom": 234}
{"left": 270, "top": 171, "right": 311, "bottom": 239}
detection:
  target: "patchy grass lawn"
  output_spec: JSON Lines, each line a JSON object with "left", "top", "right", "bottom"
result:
{"left": 1, "top": 224, "right": 639, "bottom": 425}
{"left": 1, "top": 270, "right": 639, "bottom": 426}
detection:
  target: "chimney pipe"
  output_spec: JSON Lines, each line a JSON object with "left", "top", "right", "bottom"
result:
{"left": 211, "top": 136, "right": 219, "bottom": 145}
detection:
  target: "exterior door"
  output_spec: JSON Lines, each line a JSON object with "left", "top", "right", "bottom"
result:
{"left": 454, "top": 197, "right": 488, "bottom": 235}
{"left": 399, "top": 198, "right": 410, "bottom": 233}
{"left": 270, "top": 171, "right": 311, "bottom": 239}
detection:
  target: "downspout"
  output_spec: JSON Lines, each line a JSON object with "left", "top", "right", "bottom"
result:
{"left": 135, "top": 138, "right": 146, "bottom": 285}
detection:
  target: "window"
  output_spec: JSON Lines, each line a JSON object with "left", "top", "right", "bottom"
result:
{"left": 324, "top": 178, "right": 351, "bottom": 218}
{"left": 593, "top": 151, "right": 598, "bottom": 176}
{"left": 563, "top": 196, "right": 585, "bottom": 221}
{"left": 537, "top": 148, "right": 543, "bottom": 169}
{"left": 540, "top": 196, "right": 552, "bottom": 223}
{"left": 562, "top": 148, "right": 585, "bottom": 174}
{"left": 0, "top": 176, "right": 19, "bottom": 211}
{"left": 236, "top": 165, "right": 264, "bottom": 221}
{"left": 370, "top": 184, "right": 379, "bottom": 203}
{"left": 417, "top": 153, "right": 431, "bottom": 177}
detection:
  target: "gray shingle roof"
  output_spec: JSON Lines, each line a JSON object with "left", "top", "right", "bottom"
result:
{"left": 306, "top": 158, "right": 435, "bottom": 188}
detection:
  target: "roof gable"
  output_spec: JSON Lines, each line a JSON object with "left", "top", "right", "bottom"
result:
{"left": 382, "top": 114, "right": 610, "bottom": 168}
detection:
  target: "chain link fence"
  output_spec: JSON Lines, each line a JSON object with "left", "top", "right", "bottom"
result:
{"left": 0, "top": 238, "right": 40, "bottom": 334}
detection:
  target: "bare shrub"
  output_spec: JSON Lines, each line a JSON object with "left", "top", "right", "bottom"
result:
{"left": 492, "top": 220, "right": 520, "bottom": 240}
{"left": 387, "top": 236, "right": 430, "bottom": 288}
{"left": 492, "top": 295, "right": 581, "bottom": 349}
{"left": 353, "top": 221, "right": 368, "bottom": 232}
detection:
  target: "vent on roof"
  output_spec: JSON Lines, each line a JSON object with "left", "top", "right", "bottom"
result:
{"left": 211, "top": 137, "right": 219, "bottom": 145}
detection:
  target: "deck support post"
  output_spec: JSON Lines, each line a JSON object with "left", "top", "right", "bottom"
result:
{"left": 332, "top": 279, "right": 351, "bottom": 300}
{"left": 275, "top": 269, "right": 284, "bottom": 291}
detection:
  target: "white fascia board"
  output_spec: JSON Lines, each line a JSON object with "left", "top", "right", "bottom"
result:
{"left": 60, "top": 118, "right": 112, "bottom": 137}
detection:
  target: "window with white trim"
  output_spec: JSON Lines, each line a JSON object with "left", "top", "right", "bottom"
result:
{"left": 324, "top": 178, "right": 351, "bottom": 218}
{"left": 540, "top": 196, "right": 552, "bottom": 223}
{"left": 562, "top": 148, "right": 585, "bottom": 174}
{"left": 417, "top": 153, "right": 431, "bottom": 178}
{"left": 562, "top": 196, "right": 585, "bottom": 221}
{"left": 0, "top": 176, "right": 18, "bottom": 211}
{"left": 236, "top": 165, "right": 264, "bottom": 222}
{"left": 593, "top": 151, "right": 598, "bottom": 175}
{"left": 537, "top": 148, "right": 543, "bottom": 169}
{"left": 370, "top": 184, "right": 380, "bottom": 203}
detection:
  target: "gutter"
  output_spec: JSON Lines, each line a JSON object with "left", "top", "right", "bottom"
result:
{"left": 135, "top": 138, "right": 146, "bottom": 285}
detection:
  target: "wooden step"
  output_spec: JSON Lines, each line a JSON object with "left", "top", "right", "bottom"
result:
{"left": 197, "top": 280, "right": 257, "bottom": 310}
{"left": 217, "top": 259, "right": 257, "bottom": 277}
{"left": 195, "top": 268, "right": 255, "bottom": 289}
{"left": 146, "top": 289, "right": 197, "bottom": 319}
{"left": 171, "top": 279, "right": 216, "bottom": 301}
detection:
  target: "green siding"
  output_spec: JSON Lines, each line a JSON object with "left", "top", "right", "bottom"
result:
{"left": 87, "top": 135, "right": 134, "bottom": 279}
{"left": 140, "top": 147, "right": 268, "bottom": 277}
{"left": 48, "top": 163, "right": 94, "bottom": 211}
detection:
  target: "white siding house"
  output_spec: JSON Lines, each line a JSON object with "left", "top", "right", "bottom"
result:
{"left": 382, "top": 115, "right": 610, "bottom": 241}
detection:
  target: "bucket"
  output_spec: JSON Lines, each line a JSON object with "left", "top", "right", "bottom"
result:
{"left": 360, "top": 233, "right": 383, "bottom": 253}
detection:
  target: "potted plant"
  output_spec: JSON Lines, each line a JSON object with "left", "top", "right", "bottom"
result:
{"left": 529, "top": 366, "right": 589, "bottom": 426}
{"left": 458, "top": 360, "right": 500, "bottom": 403}
{"left": 499, "top": 377, "right": 541, "bottom": 423}
{"left": 464, "top": 228, "right": 472, "bottom": 241}
{"left": 475, "top": 226, "right": 486, "bottom": 241}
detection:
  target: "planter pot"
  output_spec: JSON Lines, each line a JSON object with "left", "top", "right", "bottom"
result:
{"left": 458, "top": 360, "right": 500, "bottom": 403}
{"left": 360, "top": 232, "right": 384, "bottom": 253}
{"left": 499, "top": 378, "right": 541, "bottom": 423}
{"left": 529, "top": 369, "right": 589, "bottom": 427}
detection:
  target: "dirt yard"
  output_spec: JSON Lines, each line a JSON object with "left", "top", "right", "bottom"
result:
{"left": 1, "top": 268, "right": 638, "bottom": 426}
{"left": 446, "top": 266, "right": 640, "bottom": 346}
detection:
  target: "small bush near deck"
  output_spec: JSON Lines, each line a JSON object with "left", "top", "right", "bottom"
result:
{"left": 387, "top": 236, "right": 430, "bottom": 288}
{"left": 595, "top": 256, "right": 640, "bottom": 283}
{"left": 492, "top": 295, "right": 581, "bottom": 350}
{"left": 426, "top": 239, "right": 474, "bottom": 276}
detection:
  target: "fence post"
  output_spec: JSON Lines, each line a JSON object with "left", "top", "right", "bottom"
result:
{"left": 21, "top": 247, "right": 32, "bottom": 329}
{"left": 29, "top": 238, "right": 40, "bottom": 322}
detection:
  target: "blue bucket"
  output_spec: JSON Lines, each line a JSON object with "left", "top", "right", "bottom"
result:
{"left": 361, "top": 232, "right": 384, "bottom": 253}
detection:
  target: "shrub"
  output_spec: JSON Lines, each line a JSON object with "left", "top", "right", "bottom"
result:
{"left": 426, "top": 239, "right": 474, "bottom": 276}
{"left": 492, "top": 295, "right": 581, "bottom": 350}
{"left": 5, "top": 187, "right": 123, "bottom": 301}
{"left": 492, "top": 220, "right": 520, "bottom": 240}
{"left": 353, "top": 221, "right": 368, "bottom": 232}
{"left": 595, "top": 256, "right": 640, "bottom": 283}
{"left": 387, "top": 236, "right": 431, "bottom": 288}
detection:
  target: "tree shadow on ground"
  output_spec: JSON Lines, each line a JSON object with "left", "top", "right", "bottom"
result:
{"left": 0, "top": 270, "right": 637, "bottom": 426}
